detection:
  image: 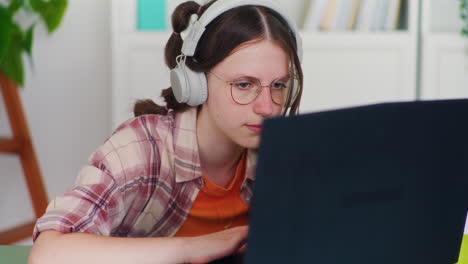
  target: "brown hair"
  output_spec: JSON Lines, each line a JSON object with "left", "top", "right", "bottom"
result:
{"left": 133, "top": 0, "right": 303, "bottom": 117}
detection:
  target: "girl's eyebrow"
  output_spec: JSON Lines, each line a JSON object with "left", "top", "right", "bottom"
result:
{"left": 231, "top": 74, "right": 291, "bottom": 81}
{"left": 275, "top": 74, "right": 291, "bottom": 80}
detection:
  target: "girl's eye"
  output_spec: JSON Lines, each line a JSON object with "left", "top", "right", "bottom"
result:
{"left": 272, "top": 82, "right": 287, "bottom": 89}
{"left": 234, "top": 81, "right": 254, "bottom": 90}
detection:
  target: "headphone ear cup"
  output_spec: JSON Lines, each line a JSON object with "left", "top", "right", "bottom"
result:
{"left": 182, "top": 67, "right": 208, "bottom": 106}
{"left": 187, "top": 70, "right": 208, "bottom": 106}
{"left": 170, "top": 66, "right": 190, "bottom": 104}
{"left": 170, "top": 64, "right": 208, "bottom": 106}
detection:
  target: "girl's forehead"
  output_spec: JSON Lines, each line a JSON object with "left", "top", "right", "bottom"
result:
{"left": 229, "top": 39, "right": 286, "bottom": 57}
{"left": 214, "top": 40, "right": 289, "bottom": 78}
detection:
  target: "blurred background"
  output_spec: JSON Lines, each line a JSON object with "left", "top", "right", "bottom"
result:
{"left": 0, "top": 0, "right": 467, "bottom": 245}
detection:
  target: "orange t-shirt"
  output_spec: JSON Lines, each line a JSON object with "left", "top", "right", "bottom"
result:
{"left": 173, "top": 153, "right": 249, "bottom": 237}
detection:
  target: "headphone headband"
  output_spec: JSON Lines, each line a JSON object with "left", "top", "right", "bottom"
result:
{"left": 180, "top": 0, "right": 303, "bottom": 62}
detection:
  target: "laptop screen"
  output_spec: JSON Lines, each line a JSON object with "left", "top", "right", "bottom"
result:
{"left": 246, "top": 99, "right": 468, "bottom": 264}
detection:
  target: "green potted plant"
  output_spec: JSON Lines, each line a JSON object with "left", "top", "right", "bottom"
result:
{"left": 0, "top": 0, "right": 67, "bottom": 86}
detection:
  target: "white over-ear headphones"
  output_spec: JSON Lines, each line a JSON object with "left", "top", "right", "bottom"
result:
{"left": 170, "top": 0, "right": 303, "bottom": 106}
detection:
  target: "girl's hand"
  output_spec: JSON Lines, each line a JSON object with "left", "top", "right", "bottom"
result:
{"left": 182, "top": 226, "right": 248, "bottom": 264}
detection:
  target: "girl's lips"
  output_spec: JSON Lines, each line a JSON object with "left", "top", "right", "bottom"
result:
{"left": 245, "top": 124, "right": 262, "bottom": 134}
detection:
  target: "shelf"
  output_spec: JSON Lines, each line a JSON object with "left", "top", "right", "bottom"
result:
{"left": 0, "top": 137, "right": 20, "bottom": 153}
{"left": 301, "top": 31, "right": 416, "bottom": 47}
{"left": 300, "top": 31, "right": 413, "bottom": 39}
{"left": 115, "top": 30, "right": 417, "bottom": 48}
{"left": 0, "top": 220, "right": 36, "bottom": 244}
{"left": 423, "top": 32, "right": 468, "bottom": 40}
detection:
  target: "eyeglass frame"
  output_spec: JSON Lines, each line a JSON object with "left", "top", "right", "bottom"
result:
{"left": 207, "top": 71, "right": 293, "bottom": 105}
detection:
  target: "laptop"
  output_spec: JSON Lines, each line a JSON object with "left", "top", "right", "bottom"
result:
{"left": 244, "top": 99, "right": 468, "bottom": 264}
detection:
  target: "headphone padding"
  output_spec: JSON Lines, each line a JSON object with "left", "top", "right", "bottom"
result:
{"left": 185, "top": 68, "right": 208, "bottom": 106}
{"left": 171, "top": 67, "right": 190, "bottom": 103}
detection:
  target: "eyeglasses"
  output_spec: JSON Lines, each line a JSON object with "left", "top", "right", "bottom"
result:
{"left": 208, "top": 71, "right": 292, "bottom": 105}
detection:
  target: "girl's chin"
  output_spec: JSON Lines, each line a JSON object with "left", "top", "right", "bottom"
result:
{"left": 238, "top": 135, "right": 260, "bottom": 149}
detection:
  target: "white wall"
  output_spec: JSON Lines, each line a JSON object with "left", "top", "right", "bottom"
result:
{"left": 0, "top": 0, "right": 111, "bottom": 232}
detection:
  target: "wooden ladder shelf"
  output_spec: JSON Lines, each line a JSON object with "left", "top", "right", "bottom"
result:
{"left": 0, "top": 73, "right": 48, "bottom": 244}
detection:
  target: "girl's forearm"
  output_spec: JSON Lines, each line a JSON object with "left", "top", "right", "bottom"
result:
{"left": 28, "top": 230, "right": 188, "bottom": 264}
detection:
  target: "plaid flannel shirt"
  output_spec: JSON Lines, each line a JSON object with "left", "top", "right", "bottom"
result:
{"left": 33, "top": 107, "right": 257, "bottom": 241}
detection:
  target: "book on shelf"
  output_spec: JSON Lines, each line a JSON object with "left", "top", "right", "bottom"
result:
{"left": 385, "top": 0, "right": 403, "bottom": 31}
{"left": 319, "top": 0, "right": 337, "bottom": 31}
{"left": 371, "top": 0, "right": 402, "bottom": 31}
{"left": 329, "top": 0, "right": 359, "bottom": 31}
{"left": 303, "top": 0, "right": 329, "bottom": 31}
{"left": 303, "top": 0, "right": 403, "bottom": 32}
{"left": 347, "top": 0, "right": 361, "bottom": 30}
{"left": 355, "top": 0, "right": 376, "bottom": 31}
{"left": 370, "top": 0, "right": 389, "bottom": 31}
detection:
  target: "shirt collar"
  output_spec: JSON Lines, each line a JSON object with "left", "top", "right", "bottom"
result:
{"left": 245, "top": 149, "right": 257, "bottom": 181}
{"left": 173, "top": 107, "right": 203, "bottom": 183}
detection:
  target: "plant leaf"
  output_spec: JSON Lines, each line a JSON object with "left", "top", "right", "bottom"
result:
{"left": 9, "top": 0, "right": 25, "bottom": 14}
{"left": 29, "top": 0, "right": 44, "bottom": 12}
{"left": 0, "top": 25, "right": 25, "bottom": 86}
{"left": 0, "top": 6, "right": 13, "bottom": 61}
{"left": 37, "top": 0, "right": 68, "bottom": 33}
{"left": 23, "top": 25, "right": 34, "bottom": 57}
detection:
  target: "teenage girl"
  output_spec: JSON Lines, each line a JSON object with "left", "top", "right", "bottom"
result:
{"left": 29, "top": 0, "right": 303, "bottom": 263}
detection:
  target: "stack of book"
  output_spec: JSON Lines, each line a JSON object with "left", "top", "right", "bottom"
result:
{"left": 303, "top": 0, "right": 404, "bottom": 32}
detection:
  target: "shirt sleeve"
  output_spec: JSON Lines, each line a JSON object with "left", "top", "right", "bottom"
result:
{"left": 33, "top": 117, "right": 157, "bottom": 241}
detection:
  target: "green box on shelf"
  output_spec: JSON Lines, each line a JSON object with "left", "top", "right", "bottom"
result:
{"left": 137, "top": 0, "right": 166, "bottom": 31}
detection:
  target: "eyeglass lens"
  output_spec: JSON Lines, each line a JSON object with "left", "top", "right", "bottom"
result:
{"left": 230, "top": 77, "right": 291, "bottom": 105}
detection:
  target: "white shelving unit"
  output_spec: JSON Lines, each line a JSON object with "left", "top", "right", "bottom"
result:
{"left": 111, "top": 0, "right": 467, "bottom": 129}
{"left": 421, "top": 0, "right": 468, "bottom": 100}
{"left": 298, "top": 0, "right": 419, "bottom": 113}
{"left": 299, "top": 31, "right": 417, "bottom": 113}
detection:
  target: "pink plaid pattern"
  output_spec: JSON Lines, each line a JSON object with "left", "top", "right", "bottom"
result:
{"left": 33, "top": 108, "right": 257, "bottom": 241}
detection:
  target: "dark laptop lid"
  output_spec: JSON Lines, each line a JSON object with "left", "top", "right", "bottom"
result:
{"left": 245, "top": 99, "right": 468, "bottom": 264}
